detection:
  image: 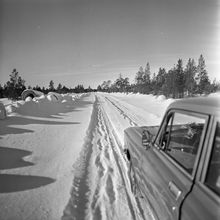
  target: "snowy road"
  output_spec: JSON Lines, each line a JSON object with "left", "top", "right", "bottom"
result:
{"left": 62, "top": 93, "right": 158, "bottom": 220}
{"left": 0, "top": 92, "right": 171, "bottom": 220}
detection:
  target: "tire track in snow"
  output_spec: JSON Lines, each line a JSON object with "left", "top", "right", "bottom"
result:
{"left": 62, "top": 95, "right": 144, "bottom": 220}
{"left": 99, "top": 95, "right": 153, "bottom": 220}
{"left": 104, "top": 97, "right": 138, "bottom": 127}
{"left": 104, "top": 95, "right": 160, "bottom": 127}
{"left": 86, "top": 96, "right": 144, "bottom": 220}
{"left": 87, "top": 97, "right": 127, "bottom": 220}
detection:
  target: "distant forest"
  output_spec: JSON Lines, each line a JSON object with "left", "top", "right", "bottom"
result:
{"left": 97, "top": 55, "right": 220, "bottom": 98}
{"left": 0, "top": 54, "right": 219, "bottom": 100}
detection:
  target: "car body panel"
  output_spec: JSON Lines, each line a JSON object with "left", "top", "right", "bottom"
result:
{"left": 181, "top": 182, "right": 220, "bottom": 220}
{"left": 124, "top": 96, "right": 220, "bottom": 220}
{"left": 140, "top": 145, "right": 193, "bottom": 220}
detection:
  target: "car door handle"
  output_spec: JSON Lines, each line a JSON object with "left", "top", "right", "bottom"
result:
{"left": 168, "top": 181, "right": 182, "bottom": 200}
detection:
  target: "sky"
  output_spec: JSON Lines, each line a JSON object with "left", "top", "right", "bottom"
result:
{"left": 0, "top": 0, "right": 220, "bottom": 89}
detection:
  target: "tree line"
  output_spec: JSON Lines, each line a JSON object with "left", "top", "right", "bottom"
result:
{"left": 0, "top": 69, "right": 93, "bottom": 100}
{"left": 0, "top": 55, "right": 219, "bottom": 100}
{"left": 97, "top": 55, "right": 220, "bottom": 98}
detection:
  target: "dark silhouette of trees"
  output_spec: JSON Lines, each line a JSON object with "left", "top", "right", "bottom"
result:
{"left": 196, "top": 54, "right": 210, "bottom": 94}
{"left": 56, "top": 83, "right": 63, "bottom": 93}
{"left": 175, "top": 59, "right": 184, "bottom": 98}
{"left": 4, "top": 69, "right": 26, "bottom": 100}
{"left": 0, "top": 84, "right": 4, "bottom": 98}
{"left": 48, "top": 80, "right": 55, "bottom": 92}
{"left": 184, "top": 58, "right": 197, "bottom": 96}
{"left": 1, "top": 54, "right": 219, "bottom": 100}
{"left": 143, "top": 62, "right": 151, "bottom": 94}
{"left": 97, "top": 55, "right": 219, "bottom": 97}
{"left": 154, "top": 68, "right": 166, "bottom": 95}
{"left": 99, "top": 80, "right": 112, "bottom": 92}
{"left": 134, "top": 66, "right": 145, "bottom": 93}
{"left": 115, "top": 74, "right": 130, "bottom": 92}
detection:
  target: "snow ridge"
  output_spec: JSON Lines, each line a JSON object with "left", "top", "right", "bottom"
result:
{"left": 62, "top": 96, "right": 98, "bottom": 220}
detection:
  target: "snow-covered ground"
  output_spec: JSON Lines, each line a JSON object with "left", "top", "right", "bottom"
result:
{"left": 0, "top": 92, "right": 175, "bottom": 220}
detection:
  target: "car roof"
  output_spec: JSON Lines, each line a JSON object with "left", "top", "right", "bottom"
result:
{"left": 168, "top": 95, "right": 220, "bottom": 117}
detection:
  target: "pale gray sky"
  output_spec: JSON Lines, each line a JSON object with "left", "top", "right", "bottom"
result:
{"left": 0, "top": 0, "right": 219, "bottom": 88}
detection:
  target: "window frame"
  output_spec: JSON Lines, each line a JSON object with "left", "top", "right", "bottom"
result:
{"left": 154, "top": 108, "right": 209, "bottom": 178}
{"left": 199, "top": 119, "right": 220, "bottom": 200}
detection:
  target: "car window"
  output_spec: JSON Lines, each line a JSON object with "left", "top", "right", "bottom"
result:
{"left": 156, "top": 113, "right": 173, "bottom": 149}
{"left": 205, "top": 123, "right": 220, "bottom": 196}
{"left": 164, "top": 112, "right": 206, "bottom": 174}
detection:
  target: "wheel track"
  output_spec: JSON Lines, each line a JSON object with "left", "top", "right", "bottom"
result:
{"left": 87, "top": 97, "right": 118, "bottom": 220}
{"left": 104, "top": 97, "right": 138, "bottom": 126}
{"left": 95, "top": 95, "right": 144, "bottom": 220}
{"left": 62, "top": 95, "right": 144, "bottom": 220}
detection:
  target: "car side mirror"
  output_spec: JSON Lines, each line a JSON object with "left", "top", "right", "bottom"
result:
{"left": 142, "top": 129, "right": 153, "bottom": 150}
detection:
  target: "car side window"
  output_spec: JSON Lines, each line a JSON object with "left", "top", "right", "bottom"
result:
{"left": 164, "top": 112, "right": 206, "bottom": 174}
{"left": 155, "top": 113, "right": 173, "bottom": 148}
{"left": 205, "top": 123, "right": 220, "bottom": 196}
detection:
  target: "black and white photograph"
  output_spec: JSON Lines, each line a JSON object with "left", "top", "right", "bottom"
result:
{"left": 0, "top": 0, "right": 219, "bottom": 219}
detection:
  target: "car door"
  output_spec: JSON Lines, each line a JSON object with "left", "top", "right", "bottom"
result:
{"left": 139, "top": 110, "right": 209, "bottom": 220}
{"left": 180, "top": 120, "right": 220, "bottom": 220}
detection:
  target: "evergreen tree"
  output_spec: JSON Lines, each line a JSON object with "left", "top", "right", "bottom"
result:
{"left": 33, "top": 85, "right": 42, "bottom": 91}
{"left": 135, "top": 66, "right": 145, "bottom": 93}
{"left": 61, "top": 86, "right": 69, "bottom": 93}
{"left": 175, "top": 59, "right": 184, "bottom": 98}
{"left": 86, "top": 86, "right": 93, "bottom": 92}
{"left": 74, "top": 84, "right": 84, "bottom": 93}
{"left": 57, "top": 83, "right": 62, "bottom": 93}
{"left": 184, "top": 58, "right": 197, "bottom": 96}
{"left": 135, "top": 66, "right": 145, "bottom": 85}
{"left": 49, "top": 80, "right": 55, "bottom": 92}
{"left": 100, "top": 80, "right": 112, "bottom": 92}
{"left": 150, "top": 73, "right": 157, "bottom": 94}
{"left": 165, "top": 68, "right": 176, "bottom": 98}
{"left": 143, "top": 62, "right": 151, "bottom": 93}
{"left": 115, "top": 74, "right": 129, "bottom": 92}
{"left": 208, "top": 79, "right": 219, "bottom": 93}
{"left": 144, "top": 62, "right": 151, "bottom": 84}
{"left": 5, "top": 69, "right": 26, "bottom": 100}
{"left": 97, "top": 85, "right": 102, "bottom": 91}
{"left": 196, "top": 55, "right": 210, "bottom": 94}
{"left": 155, "top": 68, "right": 166, "bottom": 94}
{"left": 0, "top": 84, "right": 4, "bottom": 98}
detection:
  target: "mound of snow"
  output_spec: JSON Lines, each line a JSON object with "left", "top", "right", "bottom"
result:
{"left": 21, "top": 89, "right": 44, "bottom": 100}
{"left": 3, "top": 93, "right": 82, "bottom": 117}
{"left": 5, "top": 104, "right": 17, "bottom": 114}
{"left": 208, "top": 92, "right": 220, "bottom": 97}
{"left": 62, "top": 94, "right": 74, "bottom": 102}
{"left": 47, "top": 92, "right": 63, "bottom": 102}
{"left": 25, "top": 96, "right": 33, "bottom": 102}
{"left": 156, "top": 95, "right": 166, "bottom": 101}
{"left": 35, "top": 95, "right": 47, "bottom": 103}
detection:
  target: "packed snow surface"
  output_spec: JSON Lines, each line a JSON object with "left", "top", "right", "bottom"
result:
{"left": 0, "top": 92, "right": 175, "bottom": 220}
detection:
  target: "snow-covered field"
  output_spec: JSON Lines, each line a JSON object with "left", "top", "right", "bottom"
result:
{"left": 0, "top": 92, "right": 174, "bottom": 220}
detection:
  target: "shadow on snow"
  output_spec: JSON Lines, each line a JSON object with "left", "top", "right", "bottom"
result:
{"left": 0, "top": 146, "right": 34, "bottom": 170}
{"left": 0, "top": 174, "right": 55, "bottom": 193}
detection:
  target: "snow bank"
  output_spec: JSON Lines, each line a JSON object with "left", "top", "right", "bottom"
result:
{"left": 4, "top": 93, "right": 83, "bottom": 118}
{"left": 208, "top": 92, "right": 220, "bottom": 97}
{"left": 21, "top": 89, "right": 44, "bottom": 100}
{"left": 0, "top": 93, "right": 94, "bottom": 220}
{"left": 47, "top": 92, "right": 63, "bottom": 102}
